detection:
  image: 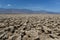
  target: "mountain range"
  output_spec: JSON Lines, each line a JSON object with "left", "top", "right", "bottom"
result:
{"left": 0, "top": 8, "right": 59, "bottom": 14}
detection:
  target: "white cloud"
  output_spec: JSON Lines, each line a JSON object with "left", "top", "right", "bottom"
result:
{"left": 7, "top": 4, "right": 12, "bottom": 6}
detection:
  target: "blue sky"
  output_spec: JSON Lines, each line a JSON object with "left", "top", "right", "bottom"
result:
{"left": 0, "top": 0, "right": 60, "bottom": 12}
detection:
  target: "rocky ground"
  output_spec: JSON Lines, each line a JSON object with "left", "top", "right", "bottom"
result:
{"left": 0, "top": 14, "right": 60, "bottom": 40}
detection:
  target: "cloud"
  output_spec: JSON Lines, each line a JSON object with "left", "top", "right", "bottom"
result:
{"left": 7, "top": 4, "right": 12, "bottom": 6}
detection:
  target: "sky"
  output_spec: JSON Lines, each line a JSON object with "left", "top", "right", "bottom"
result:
{"left": 0, "top": 0, "right": 60, "bottom": 12}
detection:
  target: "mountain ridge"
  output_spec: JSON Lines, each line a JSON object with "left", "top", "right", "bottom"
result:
{"left": 0, "top": 8, "right": 59, "bottom": 14}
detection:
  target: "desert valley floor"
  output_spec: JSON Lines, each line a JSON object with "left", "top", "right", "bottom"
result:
{"left": 0, "top": 14, "right": 60, "bottom": 40}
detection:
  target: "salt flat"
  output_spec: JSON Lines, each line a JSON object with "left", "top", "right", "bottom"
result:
{"left": 0, "top": 14, "right": 60, "bottom": 40}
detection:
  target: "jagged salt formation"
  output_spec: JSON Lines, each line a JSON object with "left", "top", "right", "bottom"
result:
{"left": 0, "top": 15, "right": 60, "bottom": 40}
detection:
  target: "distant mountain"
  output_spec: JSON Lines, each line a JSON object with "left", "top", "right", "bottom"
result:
{"left": 0, "top": 8, "right": 34, "bottom": 14}
{"left": 0, "top": 8, "right": 59, "bottom": 14}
